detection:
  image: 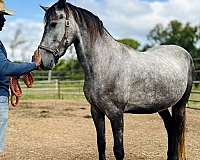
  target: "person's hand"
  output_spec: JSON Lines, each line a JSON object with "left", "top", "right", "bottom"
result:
{"left": 32, "top": 49, "right": 41, "bottom": 68}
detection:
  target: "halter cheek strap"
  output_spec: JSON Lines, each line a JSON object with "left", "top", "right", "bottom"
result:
{"left": 38, "top": 19, "right": 70, "bottom": 59}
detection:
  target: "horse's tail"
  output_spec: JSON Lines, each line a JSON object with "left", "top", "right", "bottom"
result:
{"left": 172, "top": 57, "right": 193, "bottom": 160}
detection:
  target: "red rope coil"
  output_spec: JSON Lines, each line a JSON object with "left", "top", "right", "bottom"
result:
{"left": 10, "top": 73, "right": 34, "bottom": 107}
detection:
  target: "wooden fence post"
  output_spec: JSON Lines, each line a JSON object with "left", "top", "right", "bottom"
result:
{"left": 55, "top": 79, "right": 61, "bottom": 99}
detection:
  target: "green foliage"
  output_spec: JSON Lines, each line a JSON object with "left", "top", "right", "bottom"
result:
{"left": 147, "top": 20, "right": 200, "bottom": 58}
{"left": 53, "top": 59, "right": 82, "bottom": 71}
{"left": 146, "top": 20, "right": 200, "bottom": 80}
{"left": 118, "top": 38, "right": 140, "bottom": 49}
{"left": 53, "top": 58, "right": 84, "bottom": 80}
{"left": 53, "top": 59, "right": 66, "bottom": 71}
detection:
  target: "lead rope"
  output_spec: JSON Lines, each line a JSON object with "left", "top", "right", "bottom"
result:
{"left": 10, "top": 73, "right": 34, "bottom": 107}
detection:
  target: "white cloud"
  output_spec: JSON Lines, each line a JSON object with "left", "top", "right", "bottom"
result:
{"left": 72, "top": 0, "right": 200, "bottom": 43}
{"left": 151, "top": 0, "right": 200, "bottom": 24}
{"left": 1, "top": 19, "right": 43, "bottom": 61}
{"left": 2, "top": 0, "right": 200, "bottom": 61}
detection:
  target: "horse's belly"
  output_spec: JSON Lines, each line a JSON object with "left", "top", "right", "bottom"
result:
{"left": 125, "top": 77, "right": 187, "bottom": 114}
{"left": 125, "top": 93, "right": 179, "bottom": 114}
{"left": 124, "top": 103, "right": 167, "bottom": 114}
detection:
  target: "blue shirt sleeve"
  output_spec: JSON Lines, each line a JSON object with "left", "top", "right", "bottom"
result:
{"left": 0, "top": 46, "right": 37, "bottom": 77}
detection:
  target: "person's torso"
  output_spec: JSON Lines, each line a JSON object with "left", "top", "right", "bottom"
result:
{"left": 0, "top": 41, "right": 9, "bottom": 97}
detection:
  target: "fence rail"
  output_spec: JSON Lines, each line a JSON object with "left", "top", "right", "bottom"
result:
{"left": 20, "top": 80, "right": 84, "bottom": 101}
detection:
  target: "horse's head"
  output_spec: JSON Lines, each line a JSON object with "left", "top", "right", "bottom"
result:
{"left": 38, "top": 0, "right": 78, "bottom": 70}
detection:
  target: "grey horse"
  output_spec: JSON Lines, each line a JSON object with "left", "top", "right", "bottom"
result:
{"left": 38, "top": 0, "right": 193, "bottom": 160}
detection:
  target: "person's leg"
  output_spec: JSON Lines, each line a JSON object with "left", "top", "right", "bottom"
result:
{"left": 0, "top": 96, "right": 8, "bottom": 153}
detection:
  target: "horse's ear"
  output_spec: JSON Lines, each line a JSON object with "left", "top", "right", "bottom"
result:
{"left": 40, "top": 5, "right": 49, "bottom": 12}
{"left": 58, "top": 0, "right": 66, "bottom": 7}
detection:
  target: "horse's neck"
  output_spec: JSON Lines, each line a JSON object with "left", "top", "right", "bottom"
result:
{"left": 74, "top": 29, "right": 123, "bottom": 79}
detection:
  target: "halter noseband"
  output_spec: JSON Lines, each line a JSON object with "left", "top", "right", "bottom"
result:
{"left": 38, "top": 19, "right": 70, "bottom": 59}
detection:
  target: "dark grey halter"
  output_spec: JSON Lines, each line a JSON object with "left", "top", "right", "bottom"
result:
{"left": 38, "top": 19, "right": 70, "bottom": 59}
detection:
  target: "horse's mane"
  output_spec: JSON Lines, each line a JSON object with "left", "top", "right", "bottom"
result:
{"left": 66, "top": 3, "right": 104, "bottom": 43}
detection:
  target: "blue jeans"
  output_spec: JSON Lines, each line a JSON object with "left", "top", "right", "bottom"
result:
{"left": 0, "top": 96, "right": 8, "bottom": 153}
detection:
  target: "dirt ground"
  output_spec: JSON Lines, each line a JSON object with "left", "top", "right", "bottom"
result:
{"left": 2, "top": 100, "right": 200, "bottom": 160}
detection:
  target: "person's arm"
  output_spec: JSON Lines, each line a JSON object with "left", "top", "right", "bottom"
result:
{"left": 0, "top": 59, "right": 37, "bottom": 77}
{"left": 0, "top": 49, "right": 41, "bottom": 77}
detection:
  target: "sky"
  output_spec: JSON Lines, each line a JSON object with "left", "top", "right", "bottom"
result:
{"left": 1, "top": 0, "right": 200, "bottom": 61}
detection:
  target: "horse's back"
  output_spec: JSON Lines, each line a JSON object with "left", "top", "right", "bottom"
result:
{"left": 145, "top": 45, "right": 192, "bottom": 67}
{"left": 140, "top": 45, "right": 192, "bottom": 84}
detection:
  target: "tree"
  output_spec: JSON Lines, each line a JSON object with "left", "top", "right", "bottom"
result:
{"left": 147, "top": 20, "right": 200, "bottom": 58}
{"left": 53, "top": 58, "right": 84, "bottom": 80}
{"left": 146, "top": 20, "right": 200, "bottom": 81}
{"left": 9, "top": 28, "right": 27, "bottom": 60}
{"left": 118, "top": 38, "right": 140, "bottom": 50}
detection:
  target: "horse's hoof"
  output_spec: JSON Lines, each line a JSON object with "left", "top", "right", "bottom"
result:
{"left": 167, "top": 157, "right": 178, "bottom": 160}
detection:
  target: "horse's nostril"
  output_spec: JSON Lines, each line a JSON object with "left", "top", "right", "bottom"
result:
{"left": 47, "top": 59, "right": 54, "bottom": 68}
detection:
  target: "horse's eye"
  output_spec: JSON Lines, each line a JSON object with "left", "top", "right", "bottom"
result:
{"left": 60, "top": 15, "right": 64, "bottom": 19}
{"left": 50, "top": 22, "right": 57, "bottom": 28}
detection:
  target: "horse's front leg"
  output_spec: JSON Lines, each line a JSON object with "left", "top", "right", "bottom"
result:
{"left": 91, "top": 106, "right": 106, "bottom": 160}
{"left": 109, "top": 112, "right": 124, "bottom": 160}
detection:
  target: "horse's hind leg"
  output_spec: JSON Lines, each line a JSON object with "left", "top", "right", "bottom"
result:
{"left": 158, "top": 109, "right": 173, "bottom": 159}
{"left": 91, "top": 106, "right": 106, "bottom": 160}
{"left": 171, "top": 66, "right": 192, "bottom": 160}
{"left": 170, "top": 99, "right": 186, "bottom": 160}
{"left": 171, "top": 80, "right": 192, "bottom": 160}
{"left": 159, "top": 97, "right": 188, "bottom": 160}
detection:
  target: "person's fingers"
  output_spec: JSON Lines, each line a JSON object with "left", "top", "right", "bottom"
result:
{"left": 36, "top": 50, "right": 41, "bottom": 58}
{"left": 34, "top": 49, "right": 39, "bottom": 56}
{"left": 34, "top": 50, "right": 38, "bottom": 56}
{"left": 32, "top": 49, "right": 41, "bottom": 67}
{"left": 36, "top": 49, "right": 39, "bottom": 55}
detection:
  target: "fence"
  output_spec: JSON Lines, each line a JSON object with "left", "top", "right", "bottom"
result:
{"left": 20, "top": 79, "right": 200, "bottom": 99}
{"left": 32, "top": 70, "right": 84, "bottom": 81}
{"left": 20, "top": 80, "right": 85, "bottom": 101}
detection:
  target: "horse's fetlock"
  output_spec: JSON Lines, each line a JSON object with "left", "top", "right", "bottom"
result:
{"left": 113, "top": 146, "right": 124, "bottom": 160}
